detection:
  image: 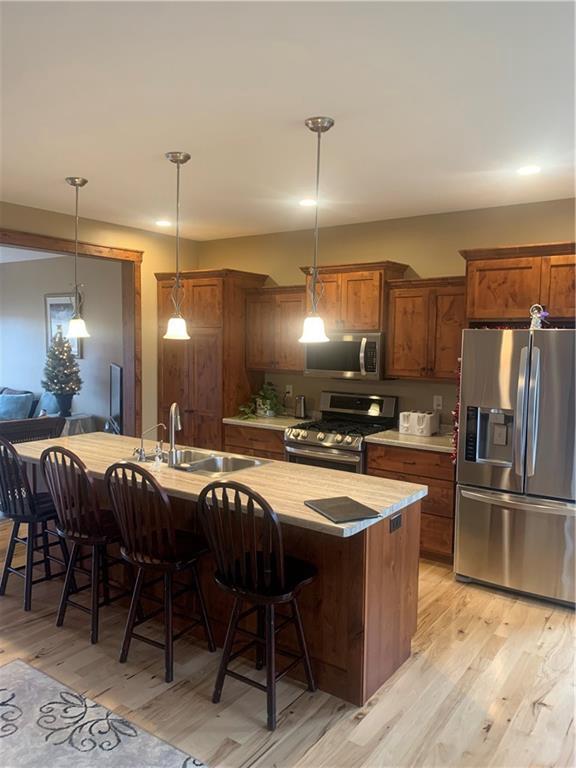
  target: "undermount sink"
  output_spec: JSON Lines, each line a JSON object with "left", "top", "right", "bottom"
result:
{"left": 173, "top": 455, "right": 267, "bottom": 476}
{"left": 124, "top": 448, "right": 214, "bottom": 465}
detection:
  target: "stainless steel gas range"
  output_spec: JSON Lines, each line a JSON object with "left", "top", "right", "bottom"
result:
{"left": 284, "top": 391, "right": 398, "bottom": 473}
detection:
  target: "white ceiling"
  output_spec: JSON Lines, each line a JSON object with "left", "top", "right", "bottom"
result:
{"left": 1, "top": 1, "right": 574, "bottom": 241}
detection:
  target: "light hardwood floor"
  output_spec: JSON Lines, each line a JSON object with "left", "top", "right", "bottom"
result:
{"left": 0, "top": 520, "right": 573, "bottom": 768}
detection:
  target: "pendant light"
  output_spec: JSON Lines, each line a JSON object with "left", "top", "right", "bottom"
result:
{"left": 298, "top": 116, "right": 334, "bottom": 344}
{"left": 65, "top": 176, "right": 90, "bottom": 338}
{"left": 163, "top": 151, "right": 191, "bottom": 340}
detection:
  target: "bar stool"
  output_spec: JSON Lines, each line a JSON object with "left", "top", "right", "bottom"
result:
{"left": 0, "top": 436, "right": 68, "bottom": 611}
{"left": 105, "top": 462, "right": 216, "bottom": 683}
{"left": 197, "top": 481, "right": 316, "bottom": 731}
{"left": 41, "top": 446, "right": 129, "bottom": 644}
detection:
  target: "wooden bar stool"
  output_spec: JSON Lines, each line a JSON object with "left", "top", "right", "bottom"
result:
{"left": 41, "top": 446, "right": 130, "bottom": 644}
{"left": 105, "top": 462, "right": 216, "bottom": 683}
{"left": 0, "top": 437, "right": 69, "bottom": 611}
{"left": 197, "top": 481, "right": 317, "bottom": 731}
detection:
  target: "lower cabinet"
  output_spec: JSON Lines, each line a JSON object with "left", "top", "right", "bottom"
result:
{"left": 223, "top": 424, "right": 286, "bottom": 461}
{"left": 366, "top": 444, "right": 455, "bottom": 561}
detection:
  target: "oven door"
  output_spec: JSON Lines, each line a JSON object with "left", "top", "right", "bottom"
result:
{"left": 285, "top": 445, "right": 364, "bottom": 473}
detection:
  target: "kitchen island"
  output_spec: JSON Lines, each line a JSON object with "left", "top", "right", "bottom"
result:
{"left": 15, "top": 432, "right": 427, "bottom": 706}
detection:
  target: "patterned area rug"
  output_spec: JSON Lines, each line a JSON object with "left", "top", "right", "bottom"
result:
{"left": 0, "top": 660, "right": 206, "bottom": 767}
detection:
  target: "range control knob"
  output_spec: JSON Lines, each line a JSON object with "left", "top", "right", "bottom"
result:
{"left": 344, "top": 435, "right": 354, "bottom": 445}
{"left": 292, "top": 429, "right": 300, "bottom": 438}
{"left": 335, "top": 434, "right": 343, "bottom": 443}
{"left": 317, "top": 432, "right": 326, "bottom": 441}
{"left": 300, "top": 430, "right": 308, "bottom": 439}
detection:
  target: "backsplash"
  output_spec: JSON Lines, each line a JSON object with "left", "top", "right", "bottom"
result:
{"left": 265, "top": 373, "right": 458, "bottom": 429}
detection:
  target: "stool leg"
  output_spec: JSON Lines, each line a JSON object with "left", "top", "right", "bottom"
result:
{"left": 57, "top": 542, "right": 78, "bottom": 627}
{"left": 59, "top": 537, "right": 77, "bottom": 593}
{"left": 41, "top": 521, "right": 52, "bottom": 580}
{"left": 101, "top": 545, "right": 111, "bottom": 606}
{"left": 164, "top": 571, "right": 174, "bottom": 683}
{"left": 24, "top": 522, "right": 36, "bottom": 611}
{"left": 120, "top": 567, "right": 143, "bottom": 663}
{"left": 0, "top": 521, "right": 19, "bottom": 596}
{"left": 265, "top": 604, "right": 276, "bottom": 730}
{"left": 213, "top": 597, "right": 241, "bottom": 704}
{"left": 255, "top": 606, "right": 265, "bottom": 670}
{"left": 292, "top": 598, "right": 316, "bottom": 692}
{"left": 90, "top": 544, "right": 100, "bottom": 644}
{"left": 191, "top": 562, "right": 215, "bottom": 652}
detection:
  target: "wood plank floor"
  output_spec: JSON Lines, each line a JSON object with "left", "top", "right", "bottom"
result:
{"left": 0, "top": 520, "right": 573, "bottom": 767}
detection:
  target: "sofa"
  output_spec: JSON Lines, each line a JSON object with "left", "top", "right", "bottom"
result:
{"left": 0, "top": 387, "right": 60, "bottom": 421}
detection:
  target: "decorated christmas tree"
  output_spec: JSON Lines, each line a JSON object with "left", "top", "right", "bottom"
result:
{"left": 42, "top": 326, "right": 82, "bottom": 395}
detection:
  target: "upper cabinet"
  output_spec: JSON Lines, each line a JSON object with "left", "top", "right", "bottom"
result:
{"left": 246, "top": 286, "right": 306, "bottom": 372}
{"left": 301, "top": 262, "right": 408, "bottom": 331}
{"left": 461, "top": 242, "right": 575, "bottom": 322}
{"left": 386, "top": 277, "right": 466, "bottom": 380}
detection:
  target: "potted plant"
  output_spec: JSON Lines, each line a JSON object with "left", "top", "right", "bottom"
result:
{"left": 41, "top": 326, "right": 82, "bottom": 417}
{"left": 239, "top": 382, "right": 282, "bottom": 419}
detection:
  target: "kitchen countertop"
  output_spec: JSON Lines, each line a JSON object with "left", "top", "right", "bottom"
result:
{"left": 365, "top": 429, "right": 454, "bottom": 453}
{"left": 16, "top": 433, "right": 426, "bottom": 539}
{"left": 223, "top": 415, "right": 302, "bottom": 431}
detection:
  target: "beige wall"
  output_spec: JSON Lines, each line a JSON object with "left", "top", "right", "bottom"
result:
{"left": 0, "top": 255, "right": 123, "bottom": 419}
{"left": 196, "top": 197, "right": 575, "bottom": 284}
{"left": 0, "top": 201, "right": 198, "bottom": 430}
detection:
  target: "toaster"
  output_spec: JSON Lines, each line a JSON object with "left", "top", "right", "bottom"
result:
{"left": 399, "top": 411, "right": 440, "bottom": 437}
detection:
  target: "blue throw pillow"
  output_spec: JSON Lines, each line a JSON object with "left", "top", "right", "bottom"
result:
{"left": 0, "top": 393, "right": 35, "bottom": 421}
{"left": 34, "top": 391, "right": 60, "bottom": 417}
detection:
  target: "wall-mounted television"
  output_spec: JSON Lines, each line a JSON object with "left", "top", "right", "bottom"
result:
{"left": 109, "top": 363, "right": 123, "bottom": 434}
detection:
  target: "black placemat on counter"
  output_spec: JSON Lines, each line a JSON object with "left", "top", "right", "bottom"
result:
{"left": 304, "top": 496, "right": 381, "bottom": 524}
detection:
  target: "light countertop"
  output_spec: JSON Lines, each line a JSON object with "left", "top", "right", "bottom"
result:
{"left": 16, "top": 433, "right": 427, "bottom": 539}
{"left": 223, "top": 415, "right": 302, "bottom": 431}
{"left": 365, "top": 430, "right": 454, "bottom": 453}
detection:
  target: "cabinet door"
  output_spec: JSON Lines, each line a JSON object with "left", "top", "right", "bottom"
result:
{"left": 386, "top": 288, "right": 429, "bottom": 377}
{"left": 275, "top": 293, "right": 305, "bottom": 370}
{"left": 306, "top": 273, "right": 341, "bottom": 329}
{"left": 246, "top": 295, "right": 276, "bottom": 370}
{"left": 428, "top": 285, "right": 466, "bottom": 379}
{"left": 540, "top": 255, "right": 575, "bottom": 319}
{"left": 466, "top": 257, "right": 541, "bottom": 320}
{"left": 187, "top": 278, "right": 223, "bottom": 328}
{"left": 340, "top": 270, "right": 382, "bottom": 330}
{"left": 189, "top": 330, "right": 223, "bottom": 449}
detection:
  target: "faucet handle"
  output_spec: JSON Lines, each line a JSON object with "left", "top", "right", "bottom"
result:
{"left": 133, "top": 446, "right": 146, "bottom": 462}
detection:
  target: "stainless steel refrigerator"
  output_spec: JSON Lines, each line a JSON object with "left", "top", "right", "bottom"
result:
{"left": 455, "top": 329, "right": 575, "bottom": 604}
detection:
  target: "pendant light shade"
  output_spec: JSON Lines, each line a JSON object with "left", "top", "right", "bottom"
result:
{"left": 298, "top": 314, "right": 330, "bottom": 344}
{"left": 163, "top": 151, "right": 191, "bottom": 341}
{"left": 298, "top": 116, "right": 334, "bottom": 344}
{"left": 65, "top": 176, "right": 90, "bottom": 339}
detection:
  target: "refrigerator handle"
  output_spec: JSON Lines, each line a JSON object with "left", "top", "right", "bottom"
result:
{"left": 526, "top": 346, "right": 541, "bottom": 477}
{"left": 513, "top": 346, "right": 529, "bottom": 477}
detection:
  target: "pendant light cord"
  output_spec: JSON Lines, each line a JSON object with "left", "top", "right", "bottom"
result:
{"left": 311, "top": 129, "right": 324, "bottom": 314}
{"left": 74, "top": 184, "right": 79, "bottom": 314}
{"left": 172, "top": 160, "right": 183, "bottom": 316}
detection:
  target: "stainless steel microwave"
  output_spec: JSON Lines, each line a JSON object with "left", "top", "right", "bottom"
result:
{"left": 303, "top": 332, "right": 383, "bottom": 380}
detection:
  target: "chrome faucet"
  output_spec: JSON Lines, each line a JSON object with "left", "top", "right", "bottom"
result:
{"left": 168, "top": 402, "right": 182, "bottom": 467}
{"left": 133, "top": 423, "right": 166, "bottom": 462}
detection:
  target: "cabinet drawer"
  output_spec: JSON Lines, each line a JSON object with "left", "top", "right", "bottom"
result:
{"left": 368, "top": 469, "right": 454, "bottom": 518}
{"left": 420, "top": 513, "right": 454, "bottom": 558}
{"left": 366, "top": 444, "right": 454, "bottom": 481}
{"left": 224, "top": 424, "right": 284, "bottom": 455}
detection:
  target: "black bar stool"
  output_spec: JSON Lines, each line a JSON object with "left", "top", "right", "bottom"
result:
{"left": 197, "top": 481, "right": 316, "bottom": 731}
{"left": 41, "top": 446, "right": 130, "bottom": 644}
{"left": 0, "top": 436, "right": 68, "bottom": 611}
{"left": 105, "top": 462, "right": 216, "bottom": 683}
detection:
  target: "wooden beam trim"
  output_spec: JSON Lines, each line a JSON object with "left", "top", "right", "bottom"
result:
{"left": 0, "top": 228, "right": 143, "bottom": 263}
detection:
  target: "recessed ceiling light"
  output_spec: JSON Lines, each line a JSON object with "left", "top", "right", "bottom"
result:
{"left": 299, "top": 198, "right": 317, "bottom": 207}
{"left": 517, "top": 165, "right": 541, "bottom": 176}
{"left": 155, "top": 219, "right": 171, "bottom": 227}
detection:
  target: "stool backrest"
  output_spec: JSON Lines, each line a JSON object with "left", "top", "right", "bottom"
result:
{"left": 0, "top": 436, "right": 36, "bottom": 519}
{"left": 40, "top": 446, "right": 103, "bottom": 539}
{"left": 197, "top": 481, "right": 285, "bottom": 593}
{"left": 105, "top": 462, "right": 175, "bottom": 563}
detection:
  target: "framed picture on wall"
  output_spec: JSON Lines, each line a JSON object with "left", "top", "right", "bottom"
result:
{"left": 44, "top": 293, "right": 83, "bottom": 358}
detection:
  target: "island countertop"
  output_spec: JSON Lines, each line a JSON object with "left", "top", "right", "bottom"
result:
{"left": 15, "top": 433, "right": 427, "bottom": 538}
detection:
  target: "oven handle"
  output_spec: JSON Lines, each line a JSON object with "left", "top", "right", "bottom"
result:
{"left": 285, "top": 445, "right": 362, "bottom": 464}
{"left": 359, "top": 337, "right": 367, "bottom": 376}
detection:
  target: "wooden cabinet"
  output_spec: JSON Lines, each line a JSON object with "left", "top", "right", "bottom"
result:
{"left": 224, "top": 423, "right": 285, "bottom": 461}
{"left": 386, "top": 277, "right": 465, "bottom": 380}
{"left": 157, "top": 269, "right": 267, "bottom": 450}
{"left": 367, "top": 443, "right": 455, "bottom": 560}
{"left": 301, "top": 261, "right": 408, "bottom": 331}
{"left": 246, "top": 287, "right": 305, "bottom": 371}
{"left": 461, "top": 242, "right": 575, "bottom": 322}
